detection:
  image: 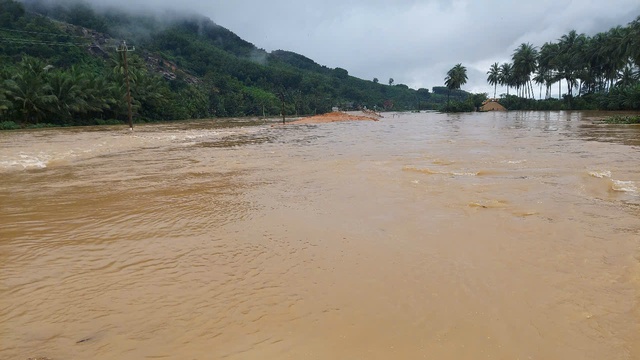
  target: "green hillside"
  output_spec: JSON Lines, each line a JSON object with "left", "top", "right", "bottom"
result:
{"left": 0, "top": 0, "right": 468, "bottom": 128}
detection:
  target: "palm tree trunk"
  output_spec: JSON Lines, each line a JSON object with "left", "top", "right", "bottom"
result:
{"left": 578, "top": 80, "right": 582, "bottom": 96}
{"left": 539, "top": 84, "right": 542, "bottom": 100}
{"left": 558, "top": 81, "right": 561, "bottom": 99}
{"left": 529, "top": 81, "right": 534, "bottom": 99}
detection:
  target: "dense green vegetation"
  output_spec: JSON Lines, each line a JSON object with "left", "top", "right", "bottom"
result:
{"left": 0, "top": 0, "right": 467, "bottom": 128}
{"left": 485, "top": 17, "right": 640, "bottom": 111}
{"left": 604, "top": 115, "right": 640, "bottom": 124}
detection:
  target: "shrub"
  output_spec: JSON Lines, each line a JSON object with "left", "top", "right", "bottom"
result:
{"left": 0, "top": 121, "right": 20, "bottom": 130}
{"left": 26, "top": 123, "right": 58, "bottom": 129}
{"left": 604, "top": 115, "right": 640, "bottom": 124}
{"left": 440, "top": 100, "right": 475, "bottom": 113}
{"left": 95, "top": 119, "right": 125, "bottom": 125}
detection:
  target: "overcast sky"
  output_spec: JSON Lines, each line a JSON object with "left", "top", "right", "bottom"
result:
{"left": 94, "top": 0, "right": 640, "bottom": 97}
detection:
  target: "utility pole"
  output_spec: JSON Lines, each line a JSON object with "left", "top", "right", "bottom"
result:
{"left": 116, "top": 41, "right": 135, "bottom": 130}
{"left": 279, "top": 91, "right": 286, "bottom": 125}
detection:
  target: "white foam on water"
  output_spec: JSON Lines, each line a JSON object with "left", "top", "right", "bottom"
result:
{"left": 0, "top": 153, "right": 51, "bottom": 170}
{"left": 503, "top": 160, "right": 527, "bottom": 164}
{"left": 0, "top": 127, "right": 266, "bottom": 173}
{"left": 452, "top": 171, "right": 479, "bottom": 177}
{"left": 404, "top": 166, "right": 484, "bottom": 177}
{"left": 611, "top": 180, "right": 638, "bottom": 193}
{"left": 403, "top": 166, "right": 492, "bottom": 177}
{"left": 589, "top": 170, "right": 612, "bottom": 179}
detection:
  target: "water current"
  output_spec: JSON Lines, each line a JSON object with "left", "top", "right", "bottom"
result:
{"left": 1, "top": 111, "right": 639, "bottom": 359}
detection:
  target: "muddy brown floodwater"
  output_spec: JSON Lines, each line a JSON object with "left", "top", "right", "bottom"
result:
{"left": 1, "top": 111, "right": 639, "bottom": 360}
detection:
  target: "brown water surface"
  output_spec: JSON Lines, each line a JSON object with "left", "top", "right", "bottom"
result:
{"left": 1, "top": 111, "right": 639, "bottom": 360}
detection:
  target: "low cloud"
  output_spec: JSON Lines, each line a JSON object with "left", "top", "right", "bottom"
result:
{"left": 64, "top": 0, "right": 640, "bottom": 94}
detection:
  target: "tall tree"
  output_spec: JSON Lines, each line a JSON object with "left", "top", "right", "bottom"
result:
{"left": 486, "top": 62, "right": 500, "bottom": 98}
{"left": 444, "top": 63, "right": 468, "bottom": 105}
{"left": 537, "top": 42, "right": 559, "bottom": 98}
{"left": 556, "top": 30, "right": 587, "bottom": 98}
{"left": 626, "top": 16, "right": 640, "bottom": 67}
{"left": 512, "top": 43, "right": 538, "bottom": 98}
{"left": 499, "top": 63, "right": 513, "bottom": 96}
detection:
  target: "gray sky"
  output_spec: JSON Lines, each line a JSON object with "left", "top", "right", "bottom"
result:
{"left": 96, "top": 0, "right": 640, "bottom": 96}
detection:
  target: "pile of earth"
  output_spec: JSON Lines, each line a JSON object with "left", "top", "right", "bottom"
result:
{"left": 288, "top": 111, "right": 382, "bottom": 124}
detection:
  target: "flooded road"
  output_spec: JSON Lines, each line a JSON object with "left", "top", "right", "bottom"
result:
{"left": 1, "top": 111, "right": 639, "bottom": 360}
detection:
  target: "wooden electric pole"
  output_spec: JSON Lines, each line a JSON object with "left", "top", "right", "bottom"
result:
{"left": 117, "top": 41, "right": 135, "bottom": 130}
{"left": 279, "top": 92, "right": 286, "bottom": 125}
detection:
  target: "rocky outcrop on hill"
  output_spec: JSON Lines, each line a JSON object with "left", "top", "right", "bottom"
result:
{"left": 54, "top": 21, "right": 200, "bottom": 84}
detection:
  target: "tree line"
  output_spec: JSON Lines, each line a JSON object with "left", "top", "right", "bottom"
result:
{"left": 485, "top": 16, "right": 640, "bottom": 110}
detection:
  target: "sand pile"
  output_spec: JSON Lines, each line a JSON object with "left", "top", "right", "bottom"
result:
{"left": 480, "top": 100, "right": 507, "bottom": 112}
{"left": 288, "top": 111, "right": 381, "bottom": 124}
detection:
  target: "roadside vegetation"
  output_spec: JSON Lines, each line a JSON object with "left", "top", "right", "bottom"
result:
{"left": 442, "top": 16, "right": 640, "bottom": 113}
{"left": 488, "top": 17, "right": 640, "bottom": 111}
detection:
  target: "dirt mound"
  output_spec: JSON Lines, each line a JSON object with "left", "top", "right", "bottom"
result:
{"left": 288, "top": 111, "right": 381, "bottom": 124}
{"left": 480, "top": 100, "right": 507, "bottom": 112}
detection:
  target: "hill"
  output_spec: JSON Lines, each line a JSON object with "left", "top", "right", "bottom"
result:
{"left": 0, "top": 0, "right": 470, "bottom": 128}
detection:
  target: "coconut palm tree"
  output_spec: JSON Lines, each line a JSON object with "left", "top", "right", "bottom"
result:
{"left": 626, "top": 16, "right": 640, "bottom": 67}
{"left": 533, "top": 71, "right": 545, "bottom": 99}
{"left": 556, "top": 30, "right": 588, "bottom": 98}
{"left": 581, "top": 34, "right": 603, "bottom": 94}
{"left": 512, "top": 43, "right": 538, "bottom": 98}
{"left": 4, "top": 57, "right": 57, "bottom": 124}
{"left": 616, "top": 63, "right": 639, "bottom": 88}
{"left": 486, "top": 62, "right": 500, "bottom": 99}
{"left": 444, "top": 63, "right": 468, "bottom": 105}
{"left": 602, "top": 26, "right": 631, "bottom": 91}
{"left": 499, "top": 63, "right": 513, "bottom": 96}
{"left": 0, "top": 88, "right": 10, "bottom": 113}
{"left": 82, "top": 72, "right": 117, "bottom": 117}
{"left": 133, "top": 73, "right": 170, "bottom": 119}
{"left": 537, "top": 42, "right": 559, "bottom": 98}
{"left": 48, "top": 67, "right": 89, "bottom": 123}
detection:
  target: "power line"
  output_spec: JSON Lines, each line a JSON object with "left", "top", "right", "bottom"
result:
{"left": 0, "top": 37, "right": 91, "bottom": 47}
{"left": 0, "top": 27, "right": 88, "bottom": 39}
{"left": 0, "top": 34, "right": 125, "bottom": 48}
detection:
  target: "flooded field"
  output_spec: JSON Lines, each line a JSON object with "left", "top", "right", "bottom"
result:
{"left": 1, "top": 111, "right": 639, "bottom": 360}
